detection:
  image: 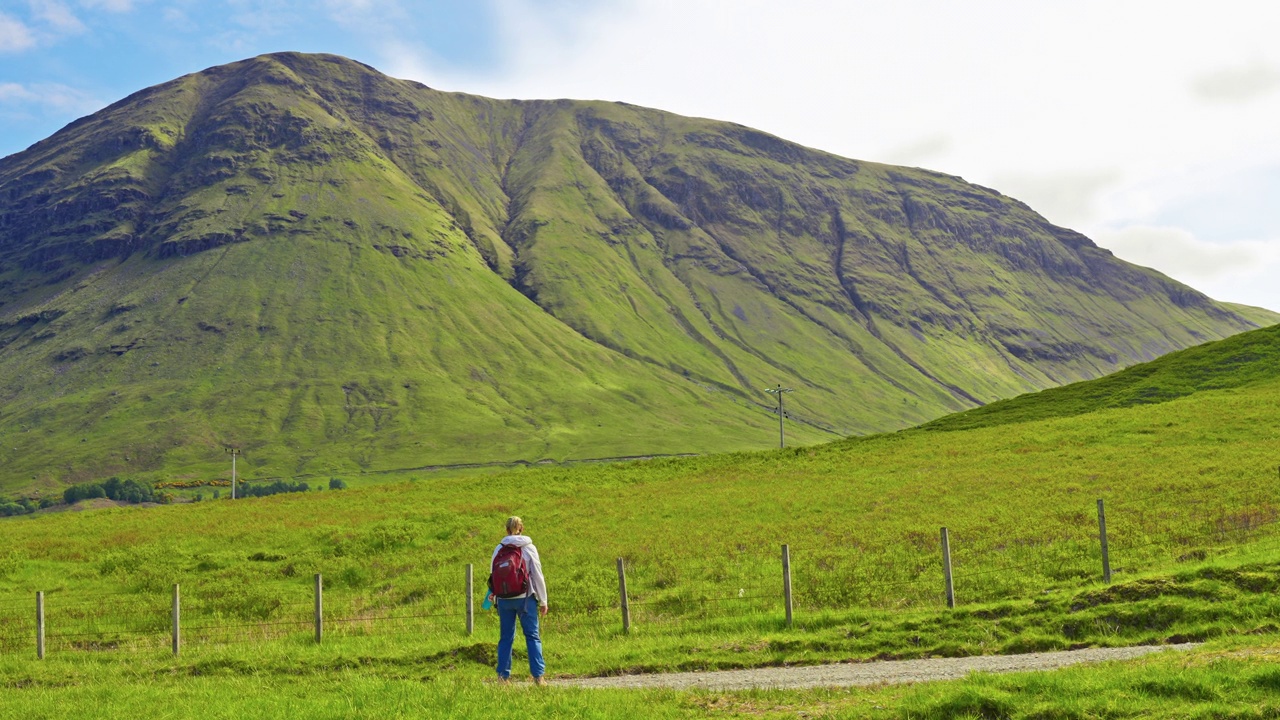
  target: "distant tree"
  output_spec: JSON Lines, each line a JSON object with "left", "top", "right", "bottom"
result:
{"left": 63, "top": 484, "right": 101, "bottom": 504}
{"left": 63, "top": 478, "right": 160, "bottom": 506}
{"left": 329, "top": 478, "right": 347, "bottom": 490}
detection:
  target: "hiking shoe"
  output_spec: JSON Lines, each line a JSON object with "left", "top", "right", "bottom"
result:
{"left": 533, "top": 676, "right": 548, "bottom": 687}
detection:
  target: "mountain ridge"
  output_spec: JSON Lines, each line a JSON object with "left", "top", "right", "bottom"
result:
{"left": 0, "top": 52, "right": 1271, "bottom": 490}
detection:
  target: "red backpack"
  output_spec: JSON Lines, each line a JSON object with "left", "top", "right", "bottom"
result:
{"left": 489, "top": 544, "right": 530, "bottom": 598}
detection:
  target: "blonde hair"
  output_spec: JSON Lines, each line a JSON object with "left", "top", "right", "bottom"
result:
{"left": 506, "top": 516, "right": 524, "bottom": 535}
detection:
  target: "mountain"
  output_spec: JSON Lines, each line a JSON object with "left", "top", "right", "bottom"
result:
{"left": 921, "top": 321, "right": 1280, "bottom": 432}
{"left": 0, "top": 52, "right": 1271, "bottom": 491}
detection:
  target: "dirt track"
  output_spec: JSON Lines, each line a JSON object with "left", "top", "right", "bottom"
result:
{"left": 559, "top": 644, "right": 1198, "bottom": 690}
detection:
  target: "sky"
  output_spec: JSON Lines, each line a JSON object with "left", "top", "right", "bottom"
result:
{"left": 2, "top": 0, "right": 1279, "bottom": 311}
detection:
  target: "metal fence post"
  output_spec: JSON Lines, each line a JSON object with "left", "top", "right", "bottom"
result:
{"left": 941, "top": 527, "right": 955, "bottom": 609}
{"left": 616, "top": 558, "right": 631, "bottom": 634}
{"left": 1097, "top": 499, "right": 1112, "bottom": 584}
{"left": 781, "top": 544, "right": 794, "bottom": 628}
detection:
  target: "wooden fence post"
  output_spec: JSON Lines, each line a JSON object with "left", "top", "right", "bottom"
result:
{"left": 616, "top": 558, "right": 630, "bottom": 634}
{"left": 1097, "top": 499, "right": 1112, "bottom": 584}
{"left": 172, "top": 583, "right": 181, "bottom": 656}
{"left": 314, "top": 574, "right": 323, "bottom": 644}
{"left": 781, "top": 544, "right": 794, "bottom": 628}
{"left": 36, "top": 591, "right": 44, "bottom": 660}
{"left": 941, "top": 527, "right": 955, "bottom": 609}
{"left": 466, "top": 564, "right": 474, "bottom": 636}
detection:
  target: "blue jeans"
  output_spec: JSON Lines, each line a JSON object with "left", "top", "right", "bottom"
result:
{"left": 496, "top": 596, "right": 544, "bottom": 679}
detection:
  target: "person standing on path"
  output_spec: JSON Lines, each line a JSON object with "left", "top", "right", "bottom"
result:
{"left": 488, "top": 516, "right": 548, "bottom": 685}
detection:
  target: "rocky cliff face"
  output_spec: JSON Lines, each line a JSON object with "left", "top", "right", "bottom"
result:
{"left": 0, "top": 53, "right": 1265, "bottom": 488}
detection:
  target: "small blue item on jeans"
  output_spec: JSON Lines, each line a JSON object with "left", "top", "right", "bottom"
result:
{"left": 481, "top": 593, "right": 493, "bottom": 610}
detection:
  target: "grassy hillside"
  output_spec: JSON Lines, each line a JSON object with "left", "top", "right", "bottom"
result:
{"left": 4, "top": 325, "right": 1280, "bottom": 716}
{"left": 4, "top": 325, "right": 1280, "bottom": 637}
{"left": 922, "top": 321, "right": 1280, "bottom": 432}
{"left": 5, "top": 366, "right": 1279, "bottom": 611}
{"left": 0, "top": 52, "right": 1266, "bottom": 492}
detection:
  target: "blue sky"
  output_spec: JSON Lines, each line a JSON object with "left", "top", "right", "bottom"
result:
{"left": 3, "top": 1, "right": 1280, "bottom": 310}
{"left": 0, "top": 1, "right": 510, "bottom": 155}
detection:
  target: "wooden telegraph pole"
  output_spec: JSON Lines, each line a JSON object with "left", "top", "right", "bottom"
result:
{"left": 765, "top": 385, "right": 794, "bottom": 449}
{"left": 225, "top": 447, "right": 242, "bottom": 499}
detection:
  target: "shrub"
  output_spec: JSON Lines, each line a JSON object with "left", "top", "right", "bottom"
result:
{"left": 329, "top": 477, "right": 347, "bottom": 490}
{"left": 236, "top": 480, "right": 310, "bottom": 499}
{"left": 0, "top": 496, "right": 48, "bottom": 515}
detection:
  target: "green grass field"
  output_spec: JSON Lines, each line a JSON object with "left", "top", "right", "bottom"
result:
{"left": 3, "top": 602, "right": 1279, "bottom": 718}
{"left": 4, "top": 325, "right": 1280, "bottom": 717}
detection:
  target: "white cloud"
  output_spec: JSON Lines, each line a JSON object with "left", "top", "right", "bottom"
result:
{"left": 30, "top": 0, "right": 87, "bottom": 35}
{"left": 322, "top": 0, "right": 409, "bottom": 39}
{"left": 160, "top": 6, "right": 192, "bottom": 30}
{"left": 1192, "top": 61, "right": 1280, "bottom": 103}
{"left": 994, "top": 170, "right": 1121, "bottom": 228}
{"left": 0, "top": 0, "right": 94, "bottom": 52}
{"left": 380, "top": 39, "right": 440, "bottom": 84}
{"left": 1095, "top": 225, "right": 1280, "bottom": 309}
{"left": 0, "top": 81, "right": 100, "bottom": 114}
{"left": 0, "top": 81, "right": 40, "bottom": 99}
{"left": 323, "top": 0, "right": 384, "bottom": 16}
{"left": 0, "top": 12, "right": 36, "bottom": 52}
{"left": 79, "top": 0, "right": 137, "bottom": 11}
{"left": 1097, "top": 226, "right": 1277, "bottom": 282}
{"left": 881, "top": 134, "right": 953, "bottom": 169}
{"left": 0, "top": 82, "right": 35, "bottom": 101}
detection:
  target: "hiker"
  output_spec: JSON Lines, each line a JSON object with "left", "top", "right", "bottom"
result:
{"left": 487, "top": 515, "right": 548, "bottom": 685}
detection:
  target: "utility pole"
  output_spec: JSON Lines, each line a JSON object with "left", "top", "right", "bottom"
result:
{"left": 225, "top": 448, "right": 242, "bottom": 499}
{"left": 764, "top": 385, "right": 793, "bottom": 449}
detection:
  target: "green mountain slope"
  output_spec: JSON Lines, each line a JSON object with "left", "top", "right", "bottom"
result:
{"left": 0, "top": 52, "right": 1267, "bottom": 490}
{"left": 922, "top": 321, "right": 1280, "bottom": 432}
{"left": 1222, "top": 301, "right": 1280, "bottom": 328}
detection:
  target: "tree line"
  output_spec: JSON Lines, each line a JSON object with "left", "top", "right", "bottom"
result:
{"left": 1, "top": 475, "right": 349, "bottom": 516}
{"left": 63, "top": 477, "right": 165, "bottom": 505}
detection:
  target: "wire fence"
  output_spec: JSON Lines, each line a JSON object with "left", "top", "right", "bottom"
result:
{"left": 2, "top": 493, "right": 1279, "bottom": 657}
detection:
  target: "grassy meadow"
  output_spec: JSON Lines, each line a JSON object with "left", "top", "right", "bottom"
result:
{"left": 4, "top": 326, "right": 1280, "bottom": 716}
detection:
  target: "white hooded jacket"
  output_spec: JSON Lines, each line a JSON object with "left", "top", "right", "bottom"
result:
{"left": 491, "top": 535, "right": 548, "bottom": 607}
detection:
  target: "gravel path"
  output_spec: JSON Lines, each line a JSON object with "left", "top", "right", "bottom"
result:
{"left": 559, "top": 644, "right": 1198, "bottom": 690}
